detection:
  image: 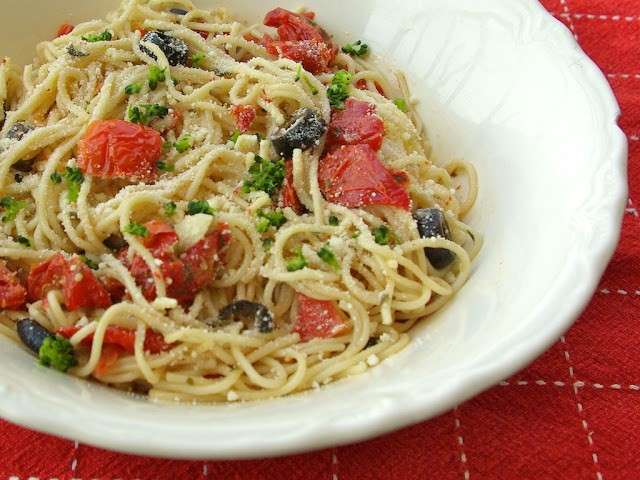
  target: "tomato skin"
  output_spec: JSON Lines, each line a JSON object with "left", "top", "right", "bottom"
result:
{"left": 77, "top": 120, "right": 163, "bottom": 182}
{"left": 142, "top": 220, "right": 179, "bottom": 258}
{"left": 280, "top": 161, "right": 305, "bottom": 214}
{"left": 355, "top": 79, "right": 385, "bottom": 96}
{"left": 0, "top": 261, "right": 27, "bottom": 310}
{"left": 27, "top": 254, "right": 111, "bottom": 310}
{"left": 195, "top": 30, "right": 209, "bottom": 39}
{"left": 263, "top": 8, "right": 335, "bottom": 74}
{"left": 56, "top": 23, "right": 74, "bottom": 37}
{"left": 58, "top": 326, "right": 172, "bottom": 354}
{"left": 121, "top": 222, "right": 230, "bottom": 305}
{"left": 319, "top": 144, "right": 411, "bottom": 210}
{"left": 95, "top": 344, "right": 124, "bottom": 376}
{"left": 230, "top": 105, "right": 257, "bottom": 133}
{"left": 293, "top": 293, "right": 348, "bottom": 341}
{"left": 326, "top": 99, "right": 385, "bottom": 152}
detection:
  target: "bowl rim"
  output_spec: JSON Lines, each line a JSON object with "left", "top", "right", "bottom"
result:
{"left": 0, "top": 0, "right": 628, "bottom": 459}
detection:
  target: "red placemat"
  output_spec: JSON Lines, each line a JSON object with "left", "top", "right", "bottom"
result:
{"left": 1, "top": 1, "right": 638, "bottom": 479}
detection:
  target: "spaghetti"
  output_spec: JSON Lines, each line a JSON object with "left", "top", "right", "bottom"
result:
{"left": 0, "top": 0, "right": 481, "bottom": 403}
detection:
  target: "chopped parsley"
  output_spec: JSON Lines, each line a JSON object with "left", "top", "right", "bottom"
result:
{"left": 124, "top": 221, "right": 149, "bottom": 237}
{"left": 50, "top": 172, "right": 62, "bottom": 184}
{"left": 157, "top": 161, "right": 175, "bottom": 172}
{"left": 63, "top": 167, "right": 84, "bottom": 203}
{"left": 256, "top": 209, "right": 287, "bottom": 233}
{"left": 372, "top": 225, "right": 392, "bottom": 245}
{"left": 39, "top": 337, "right": 77, "bottom": 372}
{"left": 80, "top": 255, "right": 99, "bottom": 270}
{"left": 242, "top": 156, "right": 285, "bottom": 196}
{"left": 191, "top": 51, "right": 206, "bottom": 68}
{"left": 0, "top": 197, "right": 27, "bottom": 223}
{"left": 125, "top": 83, "right": 142, "bottom": 95}
{"left": 317, "top": 244, "right": 339, "bottom": 271}
{"left": 82, "top": 31, "right": 112, "bottom": 43}
{"left": 163, "top": 201, "right": 177, "bottom": 217}
{"left": 16, "top": 235, "right": 31, "bottom": 247}
{"left": 163, "top": 141, "right": 173, "bottom": 152}
{"left": 229, "top": 130, "right": 241, "bottom": 144}
{"left": 127, "top": 104, "right": 168, "bottom": 125}
{"left": 295, "top": 64, "right": 318, "bottom": 95}
{"left": 342, "top": 40, "right": 369, "bottom": 57}
{"left": 262, "top": 238, "right": 274, "bottom": 252}
{"left": 148, "top": 65, "right": 166, "bottom": 90}
{"left": 327, "top": 70, "right": 352, "bottom": 109}
{"left": 328, "top": 215, "right": 340, "bottom": 226}
{"left": 187, "top": 200, "right": 214, "bottom": 216}
{"left": 393, "top": 98, "right": 409, "bottom": 113}
{"left": 174, "top": 135, "right": 192, "bottom": 153}
{"left": 286, "top": 246, "right": 307, "bottom": 272}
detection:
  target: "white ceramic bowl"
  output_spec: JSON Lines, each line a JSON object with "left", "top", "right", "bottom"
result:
{"left": 0, "top": 0, "right": 627, "bottom": 459}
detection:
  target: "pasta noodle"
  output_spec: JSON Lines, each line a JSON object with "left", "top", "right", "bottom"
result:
{"left": 0, "top": 0, "right": 481, "bottom": 403}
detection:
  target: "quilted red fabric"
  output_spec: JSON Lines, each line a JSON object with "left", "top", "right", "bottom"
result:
{"left": 1, "top": 1, "right": 638, "bottom": 478}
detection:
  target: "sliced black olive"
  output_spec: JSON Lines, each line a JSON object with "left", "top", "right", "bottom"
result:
{"left": 17, "top": 318, "right": 53, "bottom": 354}
{"left": 14, "top": 173, "right": 23, "bottom": 183}
{"left": 270, "top": 108, "right": 327, "bottom": 159}
{"left": 413, "top": 208, "right": 455, "bottom": 270}
{"left": 12, "top": 159, "right": 34, "bottom": 172}
{"left": 140, "top": 31, "right": 189, "bottom": 66}
{"left": 103, "top": 233, "right": 127, "bottom": 252}
{"left": 218, "top": 300, "right": 274, "bottom": 333}
{"left": 169, "top": 7, "right": 189, "bottom": 15}
{"left": 5, "top": 122, "right": 34, "bottom": 141}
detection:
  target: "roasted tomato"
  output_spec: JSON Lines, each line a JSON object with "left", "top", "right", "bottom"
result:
{"left": 262, "top": 8, "right": 336, "bottom": 74}
{"left": 326, "top": 99, "right": 385, "bottom": 151}
{"left": 0, "top": 261, "right": 27, "bottom": 310}
{"left": 121, "top": 222, "right": 230, "bottom": 305}
{"left": 280, "top": 161, "right": 304, "bottom": 214}
{"left": 318, "top": 144, "right": 410, "bottom": 210}
{"left": 56, "top": 23, "right": 74, "bottom": 37}
{"left": 293, "top": 293, "right": 348, "bottom": 341}
{"left": 230, "top": 105, "right": 257, "bottom": 133}
{"left": 77, "top": 120, "right": 163, "bottom": 182}
{"left": 27, "top": 254, "right": 112, "bottom": 311}
{"left": 58, "top": 325, "right": 172, "bottom": 354}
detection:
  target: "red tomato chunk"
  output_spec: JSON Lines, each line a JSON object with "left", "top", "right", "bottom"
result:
{"left": 263, "top": 8, "right": 336, "bottom": 74}
{"left": 56, "top": 23, "right": 74, "bottom": 37}
{"left": 293, "top": 293, "right": 348, "bottom": 341}
{"left": 77, "top": 120, "right": 163, "bottom": 182}
{"left": 326, "top": 99, "right": 385, "bottom": 151}
{"left": 28, "top": 254, "right": 111, "bottom": 311}
{"left": 119, "top": 220, "right": 230, "bottom": 305}
{"left": 230, "top": 105, "right": 257, "bottom": 133}
{"left": 280, "top": 161, "right": 304, "bottom": 214}
{"left": 0, "top": 261, "right": 26, "bottom": 310}
{"left": 319, "top": 144, "right": 410, "bottom": 210}
{"left": 58, "top": 325, "right": 172, "bottom": 354}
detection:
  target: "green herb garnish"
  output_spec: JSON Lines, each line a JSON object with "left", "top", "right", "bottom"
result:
{"left": 63, "top": 167, "right": 84, "bottom": 203}
{"left": 256, "top": 209, "right": 287, "bottom": 233}
{"left": 242, "top": 155, "right": 285, "bottom": 196}
{"left": 187, "top": 200, "right": 214, "bottom": 216}
{"left": 372, "top": 225, "right": 391, "bottom": 245}
{"left": 39, "top": 337, "right": 77, "bottom": 372}
{"left": 80, "top": 255, "right": 99, "bottom": 270}
{"left": 163, "top": 201, "right": 177, "bottom": 217}
{"left": 328, "top": 215, "right": 339, "bottom": 226}
{"left": 174, "top": 135, "right": 192, "bottom": 153}
{"left": 124, "top": 221, "right": 149, "bottom": 237}
{"left": 342, "top": 40, "right": 369, "bottom": 57}
{"left": 50, "top": 172, "right": 63, "bottom": 184}
{"left": 191, "top": 51, "right": 206, "bottom": 68}
{"left": 327, "top": 70, "right": 353, "bottom": 109}
{"left": 262, "top": 238, "right": 274, "bottom": 252}
{"left": 16, "top": 235, "right": 31, "bottom": 247}
{"left": 229, "top": 130, "right": 241, "bottom": 144}
{"left": 127, "top": 104, "right": 168, "bottom": 125}
{"left": 0, "top": 197, "right": 27, "bottom": 223}
{"left": 286, "top": 246, "right": 307, "bottom": 272}
{"left": 82, "top": 31, "right": 112, "bottom": 43}
{"left": 393, "top": 98, "right": 409, "bottom": 113}
{"left": 125, "top": 83, "right": 142, "bottom": 95}
{"left": 157, "top": 161, "right": 175, "bottom": 173}
{"left": 317, "top": 244, "right": 339, "bottom": 271}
